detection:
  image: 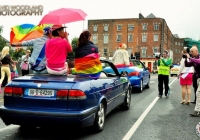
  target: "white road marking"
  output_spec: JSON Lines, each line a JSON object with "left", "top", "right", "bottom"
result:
{"left": 0, "top": 125, "right": 19, "bottom": 133}
{"left": 122, "top": 78, "right": 177, "bottom": 140}
{"left": 149, "top": 81, "right": 155, "bottom": 84}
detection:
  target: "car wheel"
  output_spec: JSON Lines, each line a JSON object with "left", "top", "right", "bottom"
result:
{"left": 93, "top": 102, "right": 105, "bottom": 132}
{"left": 171, "top": 74, "right": 173, "bottom": 77}
{"left": 121, "top": 88, "right": 131, "bottom": 110}
{"left": 138, "top": 80, "right": 143, "bottom": 93}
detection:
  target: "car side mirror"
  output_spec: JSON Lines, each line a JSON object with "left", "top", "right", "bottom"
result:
{"left": 145, "top": 67, "right": 149, "bottom": 70}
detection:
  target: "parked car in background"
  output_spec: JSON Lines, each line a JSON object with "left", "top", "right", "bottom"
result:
{"left": 103, "top": 60, "right": 150, "bottom": 93}
{"left": 0, "top": 60, "right": 131, "bottom": 133}
{"left": 170, "top": 64, "right": 180, "bottom": 77}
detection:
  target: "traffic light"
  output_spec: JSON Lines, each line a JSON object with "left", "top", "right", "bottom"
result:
{"left": 135, "top": 52, "right": 140, "bottom": 60}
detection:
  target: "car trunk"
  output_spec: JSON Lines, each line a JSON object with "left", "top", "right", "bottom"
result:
{"left": 4, "top": 75, "right": 76, "bottom": 111}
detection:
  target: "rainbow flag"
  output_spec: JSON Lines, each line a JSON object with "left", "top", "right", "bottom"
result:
{"left": 10, "top": 24, "right": 52, "bottom": 44}
{"left": 71, "top": 53, "right": 102, "bottom": 79}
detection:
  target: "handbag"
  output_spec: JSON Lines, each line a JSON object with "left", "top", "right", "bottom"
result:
{"left": 21, "top": 62, "right": 29, "bottom": 70}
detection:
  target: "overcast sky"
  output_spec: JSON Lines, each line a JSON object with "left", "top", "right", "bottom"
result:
{"left": 1, "top": 0, "right": 200, "bottom": 42}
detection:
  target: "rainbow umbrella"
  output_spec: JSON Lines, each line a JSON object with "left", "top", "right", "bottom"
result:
{"left": 10, "top": 24, "right": 52, "bottom": 43}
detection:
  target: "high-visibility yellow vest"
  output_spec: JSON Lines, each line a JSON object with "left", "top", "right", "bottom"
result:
{"left": 158, "top": 59, "right": 171, "bottom": 75}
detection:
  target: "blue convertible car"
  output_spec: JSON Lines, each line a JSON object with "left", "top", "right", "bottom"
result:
{"left": 103, "top": 60, "right": 150, "bottom": 93}
{"left": 0, "top": 60, "right": 131, "bottom": 132}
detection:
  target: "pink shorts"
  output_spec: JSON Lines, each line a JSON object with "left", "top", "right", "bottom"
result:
{"left": 180, "top": 73, "right": 193, "bottom": 85}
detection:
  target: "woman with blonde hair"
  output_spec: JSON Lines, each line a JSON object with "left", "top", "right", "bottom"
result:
{"left": 0, "top": 46, "right": 16, "bottom": 92}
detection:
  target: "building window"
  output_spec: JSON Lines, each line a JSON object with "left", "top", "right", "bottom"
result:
{"left": 154, "top": 24, "right": 159, "bottom": 30}
{"left": 127, "top": 48, "right": 132, "bottom": 56}
{"left": 175, "top": 49, "right": 177, "bottom": 53}
{"left": 93, "top": 26, "right": 97, "bottom": 31}
{"left": 104, "top": 35, "right": 108, "bottom": 44}
{"left": 117, "top": 25, "right": 122, "bottom": 31}
{"left": 92, "top": 35, "right": 98, "bottom": 44}
{"left": 128, "top": 24, "right": 134, "bottom": 31}
{"left": 141, "top": 48, "right": 146, "bottom": 57}
{"left": 104, "top": 47, "right": 107, "bottom": 57}
{"left": 181, "top": 43, "right": 183, "bottom": 46}
{"left": 128, "top": 34, "right": 133, "bottom": 42}
{"left": 175, "top": 42, "right": 177, "bottom": 45}
{"left": 154, "top": 34, "right": 159, "bottom": 41}
{"left": 142, "top": 34, "right": 147, "bottom": 42}
{"left": 153, "top": 47, "right": 158, "bottom": 53}
{"left": 178, "top": 42, "right": 180, "bottom": 46}
{"left": 104, "top": 25, "right": 108, "bottom": 31}
{"left": 142, "top": 24, "right": 147, "bottom": 30}
{"left": 116, "top": 34, "right": 122, "bottom": 42}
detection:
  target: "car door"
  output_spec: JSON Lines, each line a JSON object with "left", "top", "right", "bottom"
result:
{"left": 139, "top": 61, "right": 149, "bottom": 85}
{"left": 112, "top": 76, "right": 129, "bottom": 108}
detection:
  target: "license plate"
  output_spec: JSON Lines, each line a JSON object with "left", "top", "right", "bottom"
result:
{"left": 28, "top": 89, "right": 54, "bottom": 97}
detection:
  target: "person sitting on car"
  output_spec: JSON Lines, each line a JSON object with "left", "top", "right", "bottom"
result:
{"left": 45, "top": 25, "right": 72, "bottom": 75}
{"left": 112, "top": 43, "right": 132, "bottom": 68}
{"left": 11, "top": 26, "right": 52, "bottom": 74}
{"left": 70, "top": 30, "right": 102, "bottom": 79}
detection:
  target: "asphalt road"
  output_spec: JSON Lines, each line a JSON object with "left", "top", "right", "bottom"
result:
{"left": 0, "top": 74, "right": 200, "bottom": 140}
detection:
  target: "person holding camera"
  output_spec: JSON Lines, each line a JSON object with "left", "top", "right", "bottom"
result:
{"left": 157, "top": 50, "right": 172, "bottom": 98}
{"left": 20, "top": 50, "right": 31, "bottom": 76}
{"left": 190, "top": 45, "right": 199, "bottom": 104}
{"left": 178, "top": 48, "right": 194, "bottom": 105}
{"left": 184, "top": 46, "right": 200, "bottom": 116}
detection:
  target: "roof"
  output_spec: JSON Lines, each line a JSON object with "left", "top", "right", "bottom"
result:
{"left": 146, "top": 13, "right": 156, "bottom": 18}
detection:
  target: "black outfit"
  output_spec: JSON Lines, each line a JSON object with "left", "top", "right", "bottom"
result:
{"left": 193, "top": 73, "right": 197, "bottom": 103}
{"left": 22, "top": 69, "right": 29, "bottom": 76}
{"left": 75, "top": 41, "right": 98, "bottom": 58}
{"left": 158, "top": 75, "right": 169, "bottom": 96}
{"left": 1, "top": 54, "right": 11, "bottom": 64}
{"left": 191, "top": 54, "right": 200, "bottom": 103}
{"left": 0, "top": 54, "right": 11, "bottom": 86}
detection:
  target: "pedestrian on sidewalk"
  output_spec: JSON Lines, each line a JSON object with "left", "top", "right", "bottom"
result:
{"left": 20, "top": 50, "right": 31, "bottom": 76}
{"left": 178, "top": 48, "right": 194, "bottom": 105}
{"left": 190, "top": 45, "right": 200, "bottom": 104}
{"left": 185, "top": 46, "right": 200, "bottom": 116}
{"left": 0, "top": 46, "right": 17, "bottom": 92}
{"left": 157, "top": 50, "right": 172, "bottom": 98}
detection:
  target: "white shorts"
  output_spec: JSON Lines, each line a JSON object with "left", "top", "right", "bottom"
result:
{"left": 46, "top": 62, "right": 68, "bottom": 75}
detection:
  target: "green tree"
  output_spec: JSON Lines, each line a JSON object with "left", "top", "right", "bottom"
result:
{"left": 0, "top": 25, "right": 6, "bottom": 51}
{"left": 67, "top": 37, "right": 78, "bottom": 60}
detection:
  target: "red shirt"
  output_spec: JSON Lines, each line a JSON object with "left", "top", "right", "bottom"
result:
{"left": 46, "top": 37, "right": 72, "bottom": 70}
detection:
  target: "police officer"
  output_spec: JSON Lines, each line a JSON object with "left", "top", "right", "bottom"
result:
{"left": 157, "top": 50, "right": 172, "bottom": 98}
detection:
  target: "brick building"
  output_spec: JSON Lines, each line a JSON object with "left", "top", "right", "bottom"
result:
{"left": 173, "top": 34, "right": 184, "bottom": 64}
{"left": 88, "top": 13, "right": 183, "bottom": 72}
